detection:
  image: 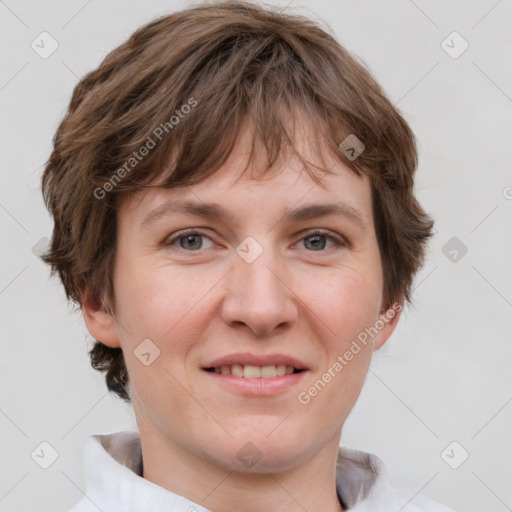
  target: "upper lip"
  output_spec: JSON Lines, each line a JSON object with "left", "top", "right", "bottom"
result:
{"left": 203, "top": 353, "right": 309, "bottom": 370}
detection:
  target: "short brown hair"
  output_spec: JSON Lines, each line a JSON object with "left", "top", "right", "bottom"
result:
{"left": 41, "top": 0, "right": 434, "bottom": 402}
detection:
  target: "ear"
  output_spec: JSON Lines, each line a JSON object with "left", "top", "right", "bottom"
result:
{"left": 373, "top": 297, "right": 404, "bottom": 351}
{"left": 81, "top": 289, "right": 121, "bottom": 348}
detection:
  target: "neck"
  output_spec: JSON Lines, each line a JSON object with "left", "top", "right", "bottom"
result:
{"left": 138, "top": 423, "right": 344, "bottom": 512}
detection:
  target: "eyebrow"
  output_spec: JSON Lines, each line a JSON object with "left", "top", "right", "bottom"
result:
{"left": 141, "top": 199, "right": 367, "bottom": 230}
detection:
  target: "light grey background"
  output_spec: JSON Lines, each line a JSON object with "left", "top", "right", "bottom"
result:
{"left": 1, "top": 1, "right": 511, "bottom": 511}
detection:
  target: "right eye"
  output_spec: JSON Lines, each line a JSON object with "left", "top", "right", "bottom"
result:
{"left": 164, "top": 229, "right": 216, "bottom": 252}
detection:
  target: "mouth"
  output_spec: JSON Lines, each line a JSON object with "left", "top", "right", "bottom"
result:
{"left": 200, "top": 354, "right": 310, "bottom": 395}
{"left": 202, "top": 364, "right": 306, "bottom": 378}
{"left": 201, "top": 364, "right": 308, "bottom": 396}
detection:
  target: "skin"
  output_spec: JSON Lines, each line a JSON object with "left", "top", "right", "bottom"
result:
{"left": 83, "top": 119, "right": 402, "bottom": 512}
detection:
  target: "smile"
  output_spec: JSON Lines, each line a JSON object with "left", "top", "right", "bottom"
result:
{"left": 203, "top": 364, "right": 304, "bottom": 378}
{"left": 202, "top": 366, "right": 309, "bottom": 396}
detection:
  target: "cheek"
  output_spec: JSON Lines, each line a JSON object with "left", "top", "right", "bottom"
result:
{"left": 113, "top": 261, "right": 208, "bottom": 424}
{"left": 114, "top": 256, "right": 209, "bottom": 338}
{"left": 301, "top": 264, "right": 382, "bottom": 341}
{"left": 295, "top": 266, "right": 380, "bottom": 407}
{"left": 112, "top": 259, "right": 217, "bottom": 396}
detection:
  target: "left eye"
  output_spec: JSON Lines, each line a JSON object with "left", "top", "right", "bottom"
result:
{"left": 298, "top": 232, "right": 343, "bottom": 251}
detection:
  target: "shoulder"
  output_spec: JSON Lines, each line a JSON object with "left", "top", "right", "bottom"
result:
{"left": 336, "top": 446, "right": 455, "bottom": 512}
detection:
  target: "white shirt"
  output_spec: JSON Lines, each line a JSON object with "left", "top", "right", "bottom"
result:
{"left": 69, "top": 430, "right": 454, "bottom": 512}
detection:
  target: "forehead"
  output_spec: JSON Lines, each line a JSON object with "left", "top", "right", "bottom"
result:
{"left": 120, "top": 119, "right": 373, "bottom": 227}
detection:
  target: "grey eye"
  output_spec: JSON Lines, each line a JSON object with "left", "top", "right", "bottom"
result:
{"left": 303, "top": 234, "right": 328, "bottom": 251}
{"left": 179, "top": 233, "right": 204, "bottom": 250}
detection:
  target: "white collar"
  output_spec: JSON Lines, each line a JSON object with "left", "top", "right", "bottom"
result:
{"left": 69, "top": 430, "right": 453, "bottom": 512}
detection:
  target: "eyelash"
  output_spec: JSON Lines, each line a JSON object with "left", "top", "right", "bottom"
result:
{"left": 163, "top": 228, "right": 348, "bottom": 254}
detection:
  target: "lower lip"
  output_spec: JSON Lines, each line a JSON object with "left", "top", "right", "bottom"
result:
{"left": 202, "top": 369, "right": 309, "bottom": 396}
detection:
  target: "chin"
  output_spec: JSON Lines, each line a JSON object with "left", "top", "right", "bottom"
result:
{"left": 209, "top": 425, "right": 314, "bottom": 474}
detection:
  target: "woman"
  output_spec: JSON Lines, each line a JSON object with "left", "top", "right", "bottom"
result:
{"left": 41, "top": 2, "right": 453, "bottom": 510}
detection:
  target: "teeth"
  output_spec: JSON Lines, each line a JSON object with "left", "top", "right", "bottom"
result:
{"left": 276, "top": 364, "right": 287, "bottom": 376}
{"left": 261, "top": 365, "right": 276, "bottom": 378}
{"left": 243, "top": 365, "right": 260, "bottom": 378}
{"left": 210, "top": 364, "right": 299, "bottom": 378}
{"left": 231, "top": 364, "right": 244, "bottom": 377}
{"left": 208, "top": 364, "right": 295, "bottom": 379}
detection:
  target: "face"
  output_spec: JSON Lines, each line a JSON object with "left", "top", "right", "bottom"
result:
{"left": 84, "top": 121, "right": 401, "bottom": 474}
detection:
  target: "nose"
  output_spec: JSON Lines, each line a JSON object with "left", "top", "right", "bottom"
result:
{"left": 220, "top": 241, "right": 298, "bottom": 337}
